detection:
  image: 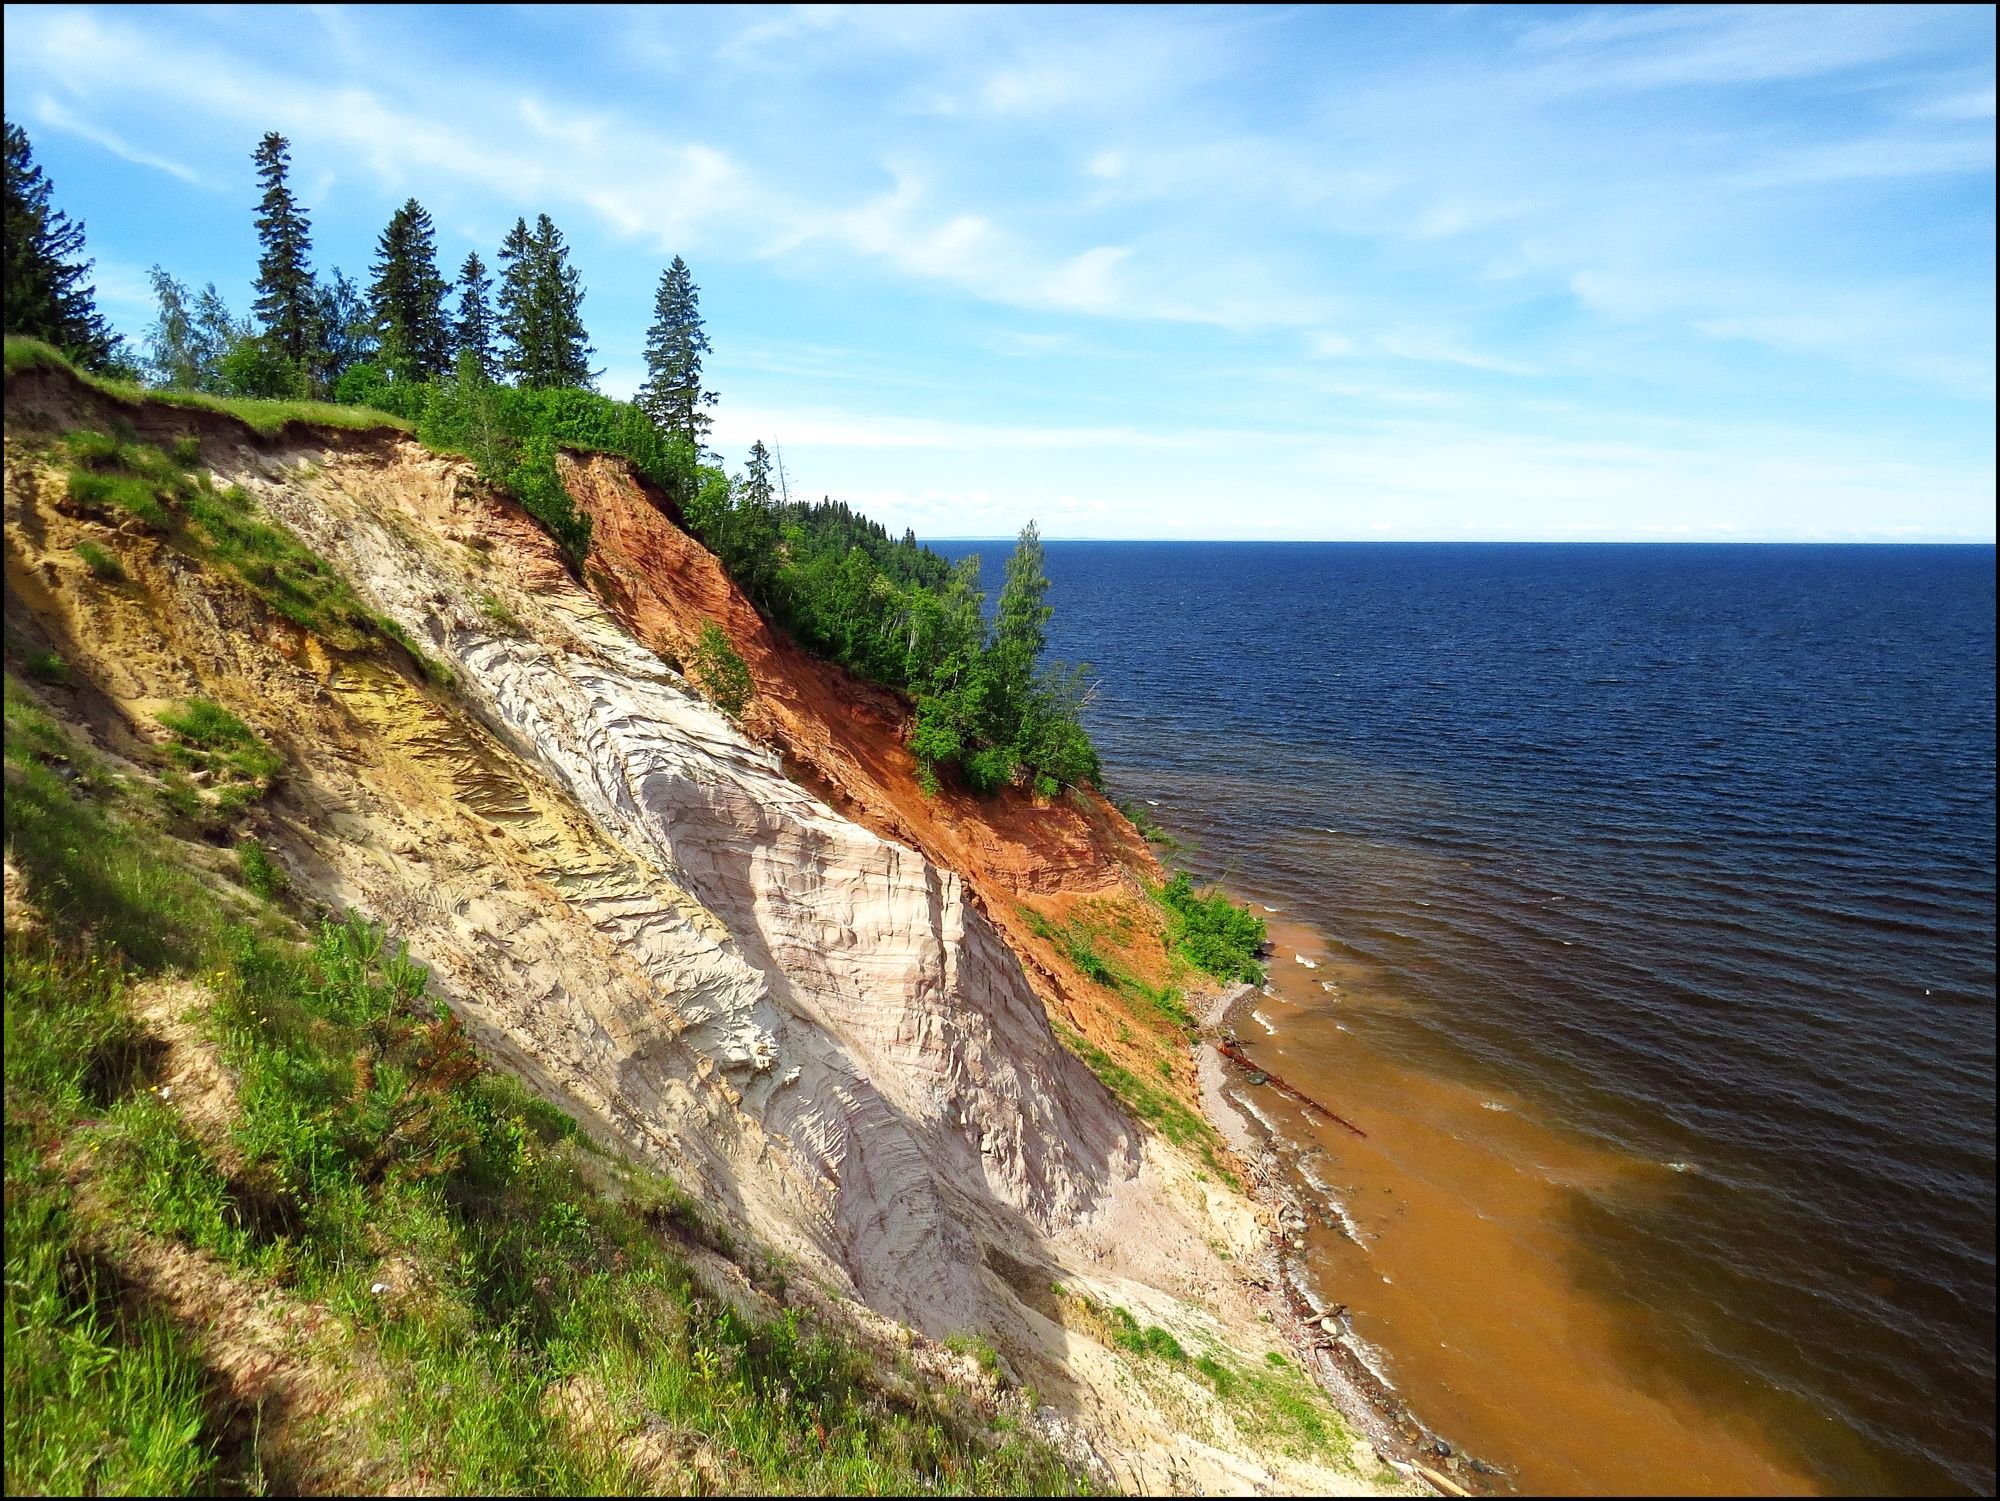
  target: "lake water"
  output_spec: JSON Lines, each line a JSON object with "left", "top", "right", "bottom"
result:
{"left": 937, "top": 540, "right": 1996, "bottom": 1496}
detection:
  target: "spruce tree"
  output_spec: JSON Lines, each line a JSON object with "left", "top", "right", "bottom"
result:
{"left": 454, "top": 251, "right": 496, "bottom": 380}
{"left": 497, "top": 214, "right": 592, "bottom": 389}
{"left": 3, "top": 120, "right": 122, "bottom": 370}
{"left": 495, "top": 217, "right": 540, "bottom": 386}
{"left": 530, "top": 213, "right": 594, "bottom": 388}
{"left": 743, "top": 440, "right": 776, "bottom": 509}
{"left": 367, "top": 198, "right": 451, "bottom": 382}
{"left": 249, "top": 132, "right": 316, "bottom": 369}
{"left": 991, "top": 520, "right": 1052, "bottom": 737}
{"left": 638, "top": 255, "right": 717, "bottom": 449}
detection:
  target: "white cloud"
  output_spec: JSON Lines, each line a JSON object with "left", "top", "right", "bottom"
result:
{"left": 31, "top": 93, "right": 205, "bottom": 184}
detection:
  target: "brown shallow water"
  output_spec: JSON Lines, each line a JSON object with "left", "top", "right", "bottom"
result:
{"left": 1228, "top": 913, "right": 1840, "bottom": 1497}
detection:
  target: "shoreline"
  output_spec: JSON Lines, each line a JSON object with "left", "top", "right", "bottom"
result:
{"left": 1193, "top": 980, "right": 1482, "bottom": 1497}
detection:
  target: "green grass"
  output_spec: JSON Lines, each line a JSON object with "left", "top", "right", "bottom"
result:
{"left": 1056, "top": 1025, "right": 1234, "bottom": 1187}
{"left": 48, "top": 428, "right": 455, "bottom": 689}
{"left": 1026, "top": 906, "right": 1198, "bottom": 1035}
{"left": 236, "top": 837, "right": 287, "bottom": 900}
{"left": 3, "top": 673, "right": 1089, "bottom": 1496}
{"left": 74, "top": 539, "right": 125, "bottom": 580}
{"left": 477, "top": 590, "right": 522, "bottom": 634}
{"left": 23, "top": 648, "right": 69, "bottom": 685}
{"left": 944, "top": 1331, "right": 1003, "bottom": 1379}
{"left": 5, "top": 336, "right": 411, "bottom": 435}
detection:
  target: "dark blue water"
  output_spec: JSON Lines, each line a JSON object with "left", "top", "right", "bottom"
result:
{"left": 938, "top": 540, "right": 1996, "bottom": 1494}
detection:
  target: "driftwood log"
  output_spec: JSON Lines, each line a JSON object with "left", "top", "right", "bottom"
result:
{"left": 1215, "top": 1036, "right": 1368, "bottom": 1138}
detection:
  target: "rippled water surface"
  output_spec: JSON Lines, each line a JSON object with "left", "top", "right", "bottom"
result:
{"left": 940, "top": 541, "right": 1995, "bottom": 1494}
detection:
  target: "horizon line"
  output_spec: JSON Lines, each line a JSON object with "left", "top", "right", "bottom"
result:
{"left": 918, "top": 535, "right": 1999, "bottom": 546}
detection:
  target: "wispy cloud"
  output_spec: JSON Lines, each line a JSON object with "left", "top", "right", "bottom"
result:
{"left": 31, "top": 93, "right": 205, "bottom": 185}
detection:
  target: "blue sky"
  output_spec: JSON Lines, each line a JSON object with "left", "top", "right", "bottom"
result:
{"left": 5, "top": 4, "right": 1994, "bottom": 541}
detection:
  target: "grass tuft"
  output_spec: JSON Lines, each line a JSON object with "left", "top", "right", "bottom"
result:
{"left": 74, "top": 540, "right": 125, "bottom": 580}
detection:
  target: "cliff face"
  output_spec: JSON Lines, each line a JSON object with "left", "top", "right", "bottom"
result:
{"left": 3, "top": 369, "right": 1397, "bottom": 1494}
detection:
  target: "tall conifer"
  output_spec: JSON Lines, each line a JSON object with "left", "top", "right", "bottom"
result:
{"left": 497, "top": 214, "right": 592, "bottom": 388}
{"left": 991, "top": 520, "right": 1052, "bottom": 736}
{"left": 2, "top": 120, "right": 122, "bottom": 370}
{"left": 638, "top": 255, "right": 716, "bottom": 449}
{"left": 454, "top": 251, "right": 496, "bottom": 380}
{"left": 495, "top": 217, "right": 539, "bottom": 386}
{"left": 530, "top": 213, "right": 593, "bottom": 388}
{"left": 249, "top": 132, "right": 315, "bottom": 367}
{"left": 368, "top": 198, "right": 451, "bottom": 381}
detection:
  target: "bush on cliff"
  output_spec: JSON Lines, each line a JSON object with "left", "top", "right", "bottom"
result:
{"left": 1158, "top": 871, "right": 1266, "bottom": 984}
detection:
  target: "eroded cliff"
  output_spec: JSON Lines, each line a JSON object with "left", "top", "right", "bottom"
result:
{"left": 3, "top": 363, "right": 1405, "bottom": 1495}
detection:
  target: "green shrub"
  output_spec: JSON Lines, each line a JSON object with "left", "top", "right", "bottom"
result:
{"left": 688, "top": 620, "right": 753, "bottom": 718}
{"left": 963, "top": 745, "right": 1016, "bottom": 797}
{"left": 74, "top": 540, "right": 124, "bottom": 580}
{"left": 167, "top": 435, "right": 202, "bottom": 469}
{"left": 1158, "top": 871, "right": 1266, "bottom": 984}
{"left": 24, "top": 649, "right": 69, "bottom": 685}
{"left": 236, "top": 837, "right": 287, "bottom": 899}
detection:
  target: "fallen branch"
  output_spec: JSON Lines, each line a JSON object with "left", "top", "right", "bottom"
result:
{"left": 1216, "top": 1036, "right": 1367, "bottom": 1138}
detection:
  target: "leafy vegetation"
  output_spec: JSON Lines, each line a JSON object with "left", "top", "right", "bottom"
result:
{"left": 1119, "top": 799, "right": 1181, "bottom": 852}
{"left": 688, "top": 620, "right": 754, "bottom": 718}
{"left": 1025, "top": 906, "right": 1197, "bottom": 1036}
{"left": 3, "top": 674, "right": 1089, "bottom": 1495}
{"left": 1157, "top": 871, "right": 1267, "bottom": 984}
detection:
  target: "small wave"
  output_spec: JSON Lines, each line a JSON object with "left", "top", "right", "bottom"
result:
{"left": 1236, "top": 1094, "right": 1284, "bottom": 1134}
{"left": 1665, "top": 1160, "right": 1699, "bottom": 1174}
{"left": 1144, "top": 798, "right": 1159, "bottom": 806}
{"left": 1251, "top": 1009, "right": 1278, "bottom": 1036}
{"left": 1481, "top": 1101, "right": 1510, "bottom": 1112}
{"left": 1295, "top": 954, "right": 1319, "bottom": 969}
{"left": 1319, "top": 980, "right": 1339, "bottom": 995}
{"left": 1262, "top": 903, "right": 1281, "bottom": 912}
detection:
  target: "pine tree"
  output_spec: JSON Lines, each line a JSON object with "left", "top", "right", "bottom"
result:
{"left": 249, "top": 132, "right": 316, "bottom": 369}
{"left": 3, "top": 120, "right": 122, "bottom": 370}
{"left": 454, "top": 251, "right": 496, "bottom": 380}
{"left": 495, "top": 218, "right": 539, "bottom": 386}
{"left": 367, "top": 198, "right": 451, "bottom": 382}
{"left": 638, "top": 255, "right": 717, "bottom": 449}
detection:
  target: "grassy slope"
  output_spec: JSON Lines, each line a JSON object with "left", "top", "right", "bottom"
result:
{"left": 1, "top": 671, "right": 1085, "bottom": 1496}
{"left": 3, "top": 336, "right": 412, "bottom": 436}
